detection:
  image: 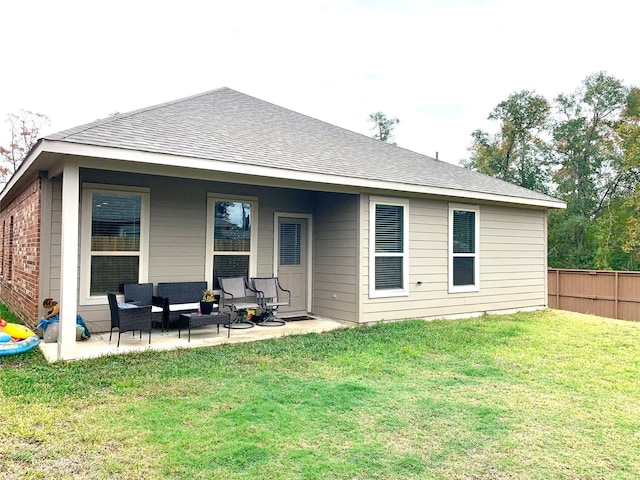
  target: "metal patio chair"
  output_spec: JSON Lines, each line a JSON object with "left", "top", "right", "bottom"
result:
{"left": 218, "top": 276, "right": 259, "bottom": 329}
{"left": 251, "top": 277, "right": 291, "bottom": 326}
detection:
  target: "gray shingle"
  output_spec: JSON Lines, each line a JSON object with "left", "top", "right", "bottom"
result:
{"left": 46, "top": 87, "right": 560, "bottom": 204}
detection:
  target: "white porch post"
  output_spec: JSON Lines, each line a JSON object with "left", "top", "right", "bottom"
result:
{"left": 57, "top": 164, "right": 80, "bottom": 361}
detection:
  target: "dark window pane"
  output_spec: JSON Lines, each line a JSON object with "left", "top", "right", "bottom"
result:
{"left": 280, "top": 223, "right": 301, "bottom": 265}
{"left": 453, "top": 210, "right": 475, "bottom": 254}
{"left": 214, "top": 202, "right": 251, "bottom": 252}
{"left": 453, "top": 257, "right": 475, "bottom": 286}
{"left": 375, "top": 256, "right": 403, "bottom": 289}
{"left": 375, "top": 204, "right": 403, "bottom": 253}
{"left": 91, "top": 193, "right": 141, "bottom": 252}
{"left": 90, "top": 256, "right": 139, "bottom": 295}
{"left": 213, "top": 255, "right": 249, "bottom": 289}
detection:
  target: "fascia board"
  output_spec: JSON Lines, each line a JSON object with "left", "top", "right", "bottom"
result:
{"left": 0, "top": 140, "right": 45, "bottom": 202}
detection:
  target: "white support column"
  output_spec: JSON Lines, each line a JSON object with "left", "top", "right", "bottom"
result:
{"left": 57, "top": 164, "right": 80, "bottom": 361}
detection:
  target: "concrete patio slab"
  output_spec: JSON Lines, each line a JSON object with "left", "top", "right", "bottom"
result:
{"left": 38, "top": 317, "right": 347, "bottom": 362}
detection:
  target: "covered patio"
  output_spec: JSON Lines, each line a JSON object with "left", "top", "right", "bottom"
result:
{"left": 38, "top": 316, "right": 346, "bottom": 362}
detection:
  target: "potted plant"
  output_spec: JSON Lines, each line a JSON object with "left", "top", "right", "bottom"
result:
{"left": 200, "top": 289, "right": 216, "bottom": 315}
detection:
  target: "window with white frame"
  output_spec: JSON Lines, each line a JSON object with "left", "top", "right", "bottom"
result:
{"left": 449, "top": 204, "right": 479, "bottom": 293}
{"left": 369, "top": 197, "right": 409, "bottom": 298}
{"left": 207, "top": 196, "right": 257, "bottom": 289}
{"left": 81, "top": 185, "right": 149, "bottom": 303}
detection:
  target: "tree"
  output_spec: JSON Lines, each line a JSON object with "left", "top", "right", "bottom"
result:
{"left": 464, "top": 73, "right": 640, "bottom": 270}
{"left": 463, "top": 90, "right": 551, "bottom": 193}
{"left": 552, "top": 72, "right": 630, "bottom": 218}
{"left": 369, "top": 112, "right": 400, "bottom": 144}
{"left": 616, "top": 87, "right": 640, "bottom": 265}
{"left": 548, "top": 73, "right": 632, "bottom": 267}
{"left": 0, "top": 110, "right": 50, "bottom": 182}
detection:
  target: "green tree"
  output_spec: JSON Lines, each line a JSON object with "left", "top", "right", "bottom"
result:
{"left": 369, "top": 112, "right": 400, "bottom": 144}
{"left": 464, "top": 73, "right": 640, "bottom": 271}
{"left": 552, "top": 72, "right": 630, "bottom": 218}
{"left": 549, "top": 72, "right": 632, "bottom": 268}
{"left": 463, "top": 90, "right": 551, "bottom": 193}
{"left": 616, "top": 87, "right": 640, "bottom": 265}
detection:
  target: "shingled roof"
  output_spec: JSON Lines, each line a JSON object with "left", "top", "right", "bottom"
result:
{"left": 45, "top": 87, "right": 562, "bottom": 207}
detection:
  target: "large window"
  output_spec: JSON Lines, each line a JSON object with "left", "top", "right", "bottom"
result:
{"left": 207, "top": 196, "right": 257, "bottom": 289}
{"left": 449, "top": 204, "right": 479, "bottom": 293}
{"left": 81, "top": 186, "right": 149, "bottom": 303}
{"left": 369, "top": 197, "right": 409, "bottom": 298}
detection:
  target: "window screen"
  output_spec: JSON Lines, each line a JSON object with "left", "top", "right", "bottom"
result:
{"left": 280, "top": 223, "right": 301, "bottom": 266}
{"left": 451, "top": 208, "right": 478, "bottom": 289}
{"left": 374, "top": 203, "right": 404, "bottom": 290}
{"left": 212, "top": 201, "right": 252, "bottom": 288}
{"left": 375, "top": 204, "right": 403, "bottom": 253}
{"left": 89, "top": 192, "right": 142, "bottom": 295}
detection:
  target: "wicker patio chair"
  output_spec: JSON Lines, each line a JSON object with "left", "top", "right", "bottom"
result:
{"left": 123, "top": 283, "right": 165, "bottom": 330}
{"left": 107, "top": 293, "right": 153, "bottom": 348}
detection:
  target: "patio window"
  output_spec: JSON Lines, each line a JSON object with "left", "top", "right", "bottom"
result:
{"left": 207, "top": 196, "right": 257, "bottom": 289}
{"left": 449, "top": 204, "right": 480, "bottom": 293}
{"left": 369, "top": 197, "right": 409, "bottom": 298}
{"left": 81, "top": 185, "right": 150, "bottom": 304}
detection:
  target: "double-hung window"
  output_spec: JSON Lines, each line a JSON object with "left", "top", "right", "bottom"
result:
{"left": 449, "top": 204, "right": 479, "bottom": 293}
{"left": 81, "top": 185, "right": 149, "bottom": 303}
{"left": 206, "top": 195, "right": 257, "bottom": 289}
{"left": 369, "top": 197, "right": 409, "bottom": 298}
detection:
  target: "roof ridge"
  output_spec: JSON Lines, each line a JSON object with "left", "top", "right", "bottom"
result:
{"left": 229, "top": 90, "right": 441, "bottom": 162}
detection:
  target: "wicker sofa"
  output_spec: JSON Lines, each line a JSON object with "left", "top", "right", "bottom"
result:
{"left": 157, "top": 281, "right": 215, "bottom": 330}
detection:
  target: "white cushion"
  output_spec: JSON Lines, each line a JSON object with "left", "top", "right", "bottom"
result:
{"left": 168, "top": 302, "right": 217, "bottom": 312}
{"left": 118, "top": 302, "right": 137, "bottom": 309}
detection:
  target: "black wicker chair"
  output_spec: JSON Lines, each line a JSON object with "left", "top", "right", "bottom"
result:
{"left": 123, "top": 283, "right": 165, "bottom": 330}
{"left": 107, "top": 293, "right": 153, "bottom": 347}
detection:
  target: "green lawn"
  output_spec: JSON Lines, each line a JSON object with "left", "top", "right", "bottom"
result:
{"left": 2, "top": 309, "right": 639, "bottom": 479}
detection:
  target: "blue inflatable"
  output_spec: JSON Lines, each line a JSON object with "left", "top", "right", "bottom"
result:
{"left": 0, "top": 334, "right": 39, "bottom": 356}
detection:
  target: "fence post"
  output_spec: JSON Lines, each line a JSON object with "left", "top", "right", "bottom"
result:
{"left": 615, "top": 271, "right": 619, "bottom": 320}
{"left": 556, "top": 269, "right": 560, "bottom": 309}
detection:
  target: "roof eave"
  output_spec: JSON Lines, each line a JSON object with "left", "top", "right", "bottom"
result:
{"left": 29, "top": 140, "right": 567, "bottom": 210}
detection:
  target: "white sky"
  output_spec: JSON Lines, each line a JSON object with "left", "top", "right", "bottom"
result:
{"left": 1, "top": 0, "right": 638, "bottom": 165}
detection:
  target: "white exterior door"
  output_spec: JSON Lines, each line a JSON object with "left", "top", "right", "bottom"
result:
{"left": 276, "top": 217, "right": 308, "bottom": 313}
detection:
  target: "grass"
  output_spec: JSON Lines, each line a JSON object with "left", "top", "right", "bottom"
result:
{"left": 1, "top": 309, "right": 639, "bottom": 479}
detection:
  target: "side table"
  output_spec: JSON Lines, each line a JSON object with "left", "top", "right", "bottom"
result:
{"left": 179, "top": 312, "right": 231, "bottom": 342}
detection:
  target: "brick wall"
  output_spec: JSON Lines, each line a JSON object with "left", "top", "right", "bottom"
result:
{"left": 0, "top": 176, "right": 42, "bottom": 328}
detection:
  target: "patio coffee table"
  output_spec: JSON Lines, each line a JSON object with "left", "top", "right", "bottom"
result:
{"left": 179, "top": 312, "right": 231, "bottom": 342}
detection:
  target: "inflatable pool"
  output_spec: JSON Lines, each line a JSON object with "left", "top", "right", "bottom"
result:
{"left": 0, "top": 333, "right": 39, "bottom": 356}
{"left": 0, "top": 319, "right": 39, "bottom": 356}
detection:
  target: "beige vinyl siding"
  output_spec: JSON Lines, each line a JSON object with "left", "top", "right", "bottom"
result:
{"left": 41, "top": 176, "right": 62, "bottom": 311}
{"left": 478, "top": 205, "right": 546, "bottom": 308}
{"left": 72, "top": 168, "right": 313, "bottom": 332}
{"left": 49, "top": 163, "right": 548, "bottom": 332}
{"left": 254, "top": 189, "right": 313, "bottom": 278}
{"left": 312, "top": 192, "right": 359, "bottom": 322}
{"left": 360, "top": 194, "right": 547, "bottom": 323}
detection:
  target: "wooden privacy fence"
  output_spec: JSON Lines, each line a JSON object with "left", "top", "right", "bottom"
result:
{"left": 548, "top": 268, "right": 640, "bottom": 322}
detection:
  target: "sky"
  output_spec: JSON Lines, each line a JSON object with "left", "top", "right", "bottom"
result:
{"left": 1, "top": 0, "right": 638, "bottom": 166}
